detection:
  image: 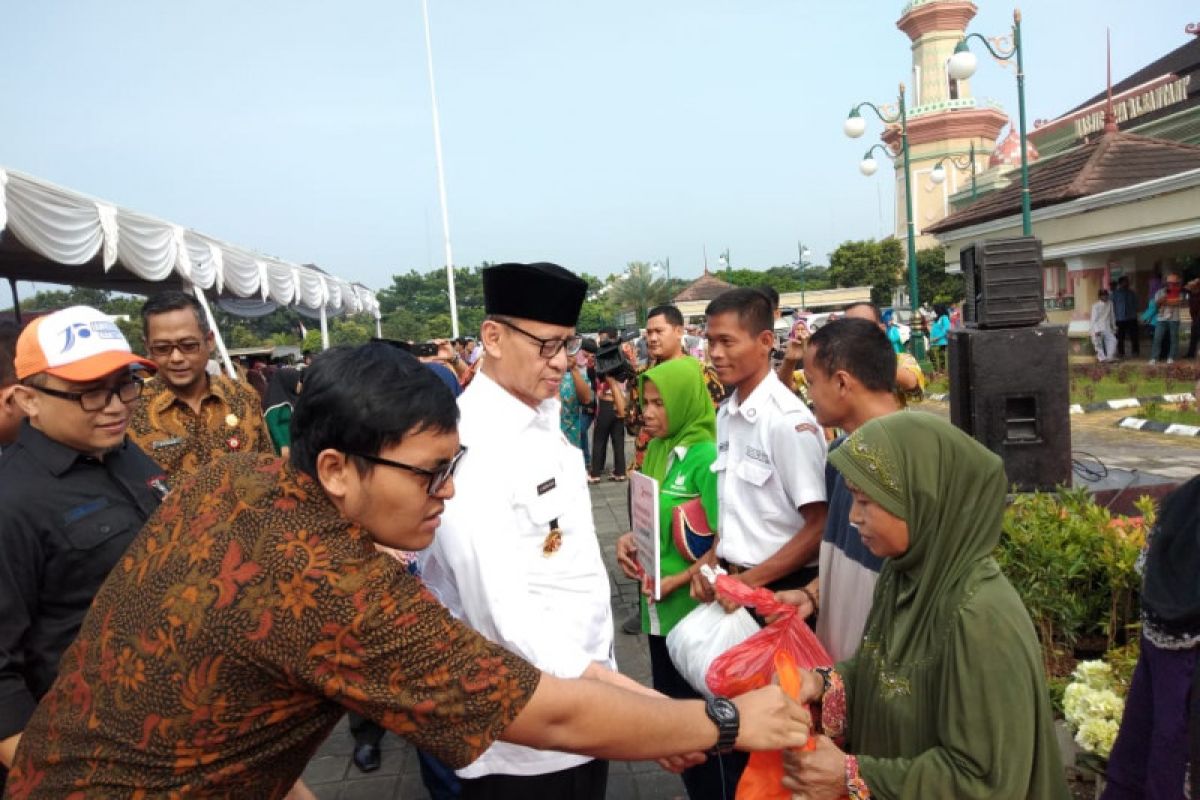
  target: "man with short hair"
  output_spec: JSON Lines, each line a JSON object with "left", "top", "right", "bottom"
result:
{"left": 692, "top": 288, "right": 828, "bottom": 604}
{"left": 0, "top": 323, "right": 25, "bottom": 450}
{"left": 777, "top": 301, "right": 922, "bottom": 408}
{"left": 0, "top": 306, "right": 166, "bottom": 790}
{"left": 128, "top": 291, "right": 273, "bottom": 479}
{"left": 779, "top": 318, "right": 901, "bottom": 661}
{"left": 8, "top": 340, "right": 811, "bottom": 798}
{"left": 1112, "top": 276, "right": 1140, "bottom": 358}
{"left": 424, "top": 264, "right": 694, "bottom": 799}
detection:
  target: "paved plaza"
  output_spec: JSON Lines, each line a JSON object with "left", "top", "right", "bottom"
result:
{"left": 302, "top": 398, "right": 1200, "bottom": 799}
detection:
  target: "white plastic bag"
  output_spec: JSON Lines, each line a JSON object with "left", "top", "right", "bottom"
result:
{"left": 666, "top": 567, "right": 760, "bottom": 697}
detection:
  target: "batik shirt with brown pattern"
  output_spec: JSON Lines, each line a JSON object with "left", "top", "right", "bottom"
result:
{"left": 6, "top": 454, "right": 541, "bottom": 800}
{"left": 128, "top": 374, "right": 274, "bottom": 481}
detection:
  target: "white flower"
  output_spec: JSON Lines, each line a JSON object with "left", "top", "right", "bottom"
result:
{"left": 1075, "top": 717, "right": 1120, "bottom": 759}
{"left": 1072, "top": 660, "right": 1113, "bottom": 690}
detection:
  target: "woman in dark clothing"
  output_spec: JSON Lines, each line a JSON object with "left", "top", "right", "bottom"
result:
{"left": 1103, "top": 475, "right": 1200, "bottom": 800}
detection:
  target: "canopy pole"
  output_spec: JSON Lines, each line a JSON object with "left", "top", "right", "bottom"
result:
{"left": 7, "top": 279, "right": 20, "bottom": 325}
{"left": 191, "top": 285, "right": 236, "bottom": 381}
{"left": 421, "top": 0, "right": 460, "bottom": 338}
{"left": 319, "top": 305, "right": 330, "bottom": 351}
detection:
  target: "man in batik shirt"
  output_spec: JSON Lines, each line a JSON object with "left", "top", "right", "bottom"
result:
{"left": 7, "top": 342, "right": 811, "bottom": 799}
{"left": 128, "top": 291, "right": 272, "bottom": 480}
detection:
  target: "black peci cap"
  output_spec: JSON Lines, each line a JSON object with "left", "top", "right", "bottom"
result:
{"left": 482, "top": 262, "right": 588, "bottom": 327}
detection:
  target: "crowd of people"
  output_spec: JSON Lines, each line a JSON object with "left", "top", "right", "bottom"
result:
{"left": 0, "top": 260, "right": 1194, "bottom": 799}
{"left": 1089, "top": 270, "right": 1199, "bottom": 363}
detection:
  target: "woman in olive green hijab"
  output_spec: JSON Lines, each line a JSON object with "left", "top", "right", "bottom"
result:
{"left": 783, "top": 413, "right": 1068, "bottom": 799}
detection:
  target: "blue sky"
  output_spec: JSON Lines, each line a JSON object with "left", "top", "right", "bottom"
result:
{"left": 1, "top": 1, "right": 1194, "bottom": 291}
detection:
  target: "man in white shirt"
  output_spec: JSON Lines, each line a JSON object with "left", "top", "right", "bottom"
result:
{"left": 1090, "top": 289, "right": 1117, "bottom": 363}
{"left": 692, "top": 288, "right": 828, "bottom": 605}
{"left": 421, "top": 262, "right": 654, "bottom": 799}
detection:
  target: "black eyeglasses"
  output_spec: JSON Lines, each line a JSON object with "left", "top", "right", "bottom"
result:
{"left": 30, "top": 376, "right": 144, "bottom": 412}
{"left": 495, "top": 319, "right": 582, "bottom": 359}
{"left": 346, "top": 445, "right": 468, "bottom": 496}
{"left": 147, "top": 339, "right": 204, "bottom": 358}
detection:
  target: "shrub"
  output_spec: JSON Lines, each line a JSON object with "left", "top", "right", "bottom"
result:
{"left": 997, "top": 489, "right": 1149, "bottom": 677}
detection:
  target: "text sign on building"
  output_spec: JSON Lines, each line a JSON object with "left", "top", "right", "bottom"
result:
{"left": 1074, "top": 75, "right": 1193, "bottom": 138}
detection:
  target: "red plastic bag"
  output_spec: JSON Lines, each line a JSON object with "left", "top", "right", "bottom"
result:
{"left": 703, "top": 575, "right": 834, "bottom": 800}
{"left": 705, "top": 574, "right": 832, "bottom": 697}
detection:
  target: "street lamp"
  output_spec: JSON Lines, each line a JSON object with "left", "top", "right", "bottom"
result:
{"left": 948, "top": 8, "right": 1032, "bottom": 235}
{"left": 928, "top": 142, "right": 979, "bottom": 200}
{"left": 795, "top": 242, "right": 812, "bottom": 310}
{"left": 845, "top": 83, "right": 924, "bottom": 360}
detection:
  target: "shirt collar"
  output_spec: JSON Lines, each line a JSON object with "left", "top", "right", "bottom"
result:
{"left": 15, "top": 418, "right": 125, "bottom": 476}
{"left": 725, "top": 371, "right": 779, "bottom": 424}
{"left": 469, "top": 371, "right": 559, "bottom": 433}
{"left": 149, "top": 372, "right": 228, "bottom": 414}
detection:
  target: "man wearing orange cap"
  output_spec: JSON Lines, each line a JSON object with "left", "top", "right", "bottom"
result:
{"left": 0, "top": 306, "right": 167, "bottom": 788}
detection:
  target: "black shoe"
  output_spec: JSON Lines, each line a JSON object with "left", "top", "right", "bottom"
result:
{"left": 621, "top": 609, "right": 641, "bottom": 635}
{"left": 353, "top": 743, "right": 381, "bottom": 773}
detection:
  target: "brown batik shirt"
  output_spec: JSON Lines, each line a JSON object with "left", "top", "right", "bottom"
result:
{"left": 128, "top": 374, "right": 274, "bottom": 481}
{"left": 6, "top": 454, "right": 541, "bottom": 799}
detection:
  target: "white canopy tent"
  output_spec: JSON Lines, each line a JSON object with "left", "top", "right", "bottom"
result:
{"left": 0, "top": 167, "right": 381, "bottom": 377}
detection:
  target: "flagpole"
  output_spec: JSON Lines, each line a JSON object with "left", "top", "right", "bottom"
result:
{"left": 420, "top": 0, "right": 460, "bottom": 338}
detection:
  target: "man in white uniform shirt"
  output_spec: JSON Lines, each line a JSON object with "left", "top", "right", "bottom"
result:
{"left": 692, "top": 288, "right": 828, "bottom": 607}
{"left": 422, "top": 262, "right": 647, "bottom": 800}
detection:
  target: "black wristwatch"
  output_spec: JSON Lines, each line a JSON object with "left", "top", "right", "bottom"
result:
{"left": 704, "top": 696, "right": 739, "bottom": 754}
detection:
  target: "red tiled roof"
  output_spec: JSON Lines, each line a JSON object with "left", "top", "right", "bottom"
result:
{"left": 926, "top": 132, "right": 1200, "bottom": 234}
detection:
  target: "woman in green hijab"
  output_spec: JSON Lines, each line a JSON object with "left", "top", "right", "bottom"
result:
{"left": 782, "top": 413, "right": 1069, "bottom": 799}
{"left": 614, "top": 356, "right": 745, "bottom": 799}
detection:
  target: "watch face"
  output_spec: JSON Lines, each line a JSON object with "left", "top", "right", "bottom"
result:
{"left": 712, "top": 698, "right": 737, "bottom": 722}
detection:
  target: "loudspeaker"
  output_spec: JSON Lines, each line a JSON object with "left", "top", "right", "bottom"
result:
{"left": 949, "top": 325, "right": 1071, "bottom": 492}
{"left": 961, "top": 237, "right": 1044, "bottom": 329}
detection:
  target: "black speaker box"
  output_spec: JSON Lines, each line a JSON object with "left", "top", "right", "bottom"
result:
{"left": 961, "top": 236, "right": 1044, "bottom": 329}
{"left": 948, "top": 325, "right": 1071, "bottom": 492}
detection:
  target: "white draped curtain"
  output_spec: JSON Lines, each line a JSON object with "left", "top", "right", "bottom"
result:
{"left": 0, "top": 167, "right": 380, "bottom": 323}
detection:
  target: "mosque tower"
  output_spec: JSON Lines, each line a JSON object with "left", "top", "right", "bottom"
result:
{"left": 885, "top": 1, "right": 1008, "bottom": 244}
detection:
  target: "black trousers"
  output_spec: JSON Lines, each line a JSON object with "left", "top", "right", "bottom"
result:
{"left": 1188, "top": 314, "right": 1200, "bottom": 359}
{"left": 590, "top": 399, "right": 626, "bottom": 477}
{"left": 1116, "top": 319, "right": 1140, "bottom": 357}
{"left": 459, "top": 758, "right": 608, "bottom": 800}
{"left": 648, "top": 635, "right": 749, "bottom": 800}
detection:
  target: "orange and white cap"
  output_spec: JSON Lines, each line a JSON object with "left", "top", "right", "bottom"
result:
{"left": 15, "top": 306, "right": 156, "bottom": 383}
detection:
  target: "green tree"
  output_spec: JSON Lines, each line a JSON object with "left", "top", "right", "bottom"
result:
{"left": 607, "top": 262, "right": 674, "bottom": 326}
{"left": 827, "top": 238, "right": 904, "bottom": 306}
{"left": 917, "top": 247, "right": 965, "bottom": 305}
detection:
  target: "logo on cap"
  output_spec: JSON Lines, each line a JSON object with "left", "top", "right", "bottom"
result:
{"left": 60, "top": 321, "right": 123, "bottom": 353}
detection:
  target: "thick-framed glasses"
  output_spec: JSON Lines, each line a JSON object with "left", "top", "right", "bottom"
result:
{"left": 495, "top": 319, "right": 582, "bottom": 359}
{"left": 30, "top": 376, "right": 144, "bottom": 412}
{"left": 147, "top": 339, "right": 204, "bottom": 358}
{"left": 346, "top": 445, "right": 468, "bottom": 496}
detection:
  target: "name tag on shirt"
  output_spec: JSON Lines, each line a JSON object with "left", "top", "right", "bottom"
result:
{"left": 537, "top": 478, "right": 556, "bottom": 496}
{"left": 151, "top": 437, "right": 184, "bottom": 450}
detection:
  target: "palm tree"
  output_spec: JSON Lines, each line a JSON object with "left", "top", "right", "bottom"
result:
{"left": 608, "top": 261, "right": 674, "bottom": 326}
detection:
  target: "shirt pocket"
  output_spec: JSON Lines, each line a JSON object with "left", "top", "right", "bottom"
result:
{"left": 734, "top": 459, "right": 772, "bottom": 488}
{"left": 60, "top": 505, "right": 138, "bottom": 551}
